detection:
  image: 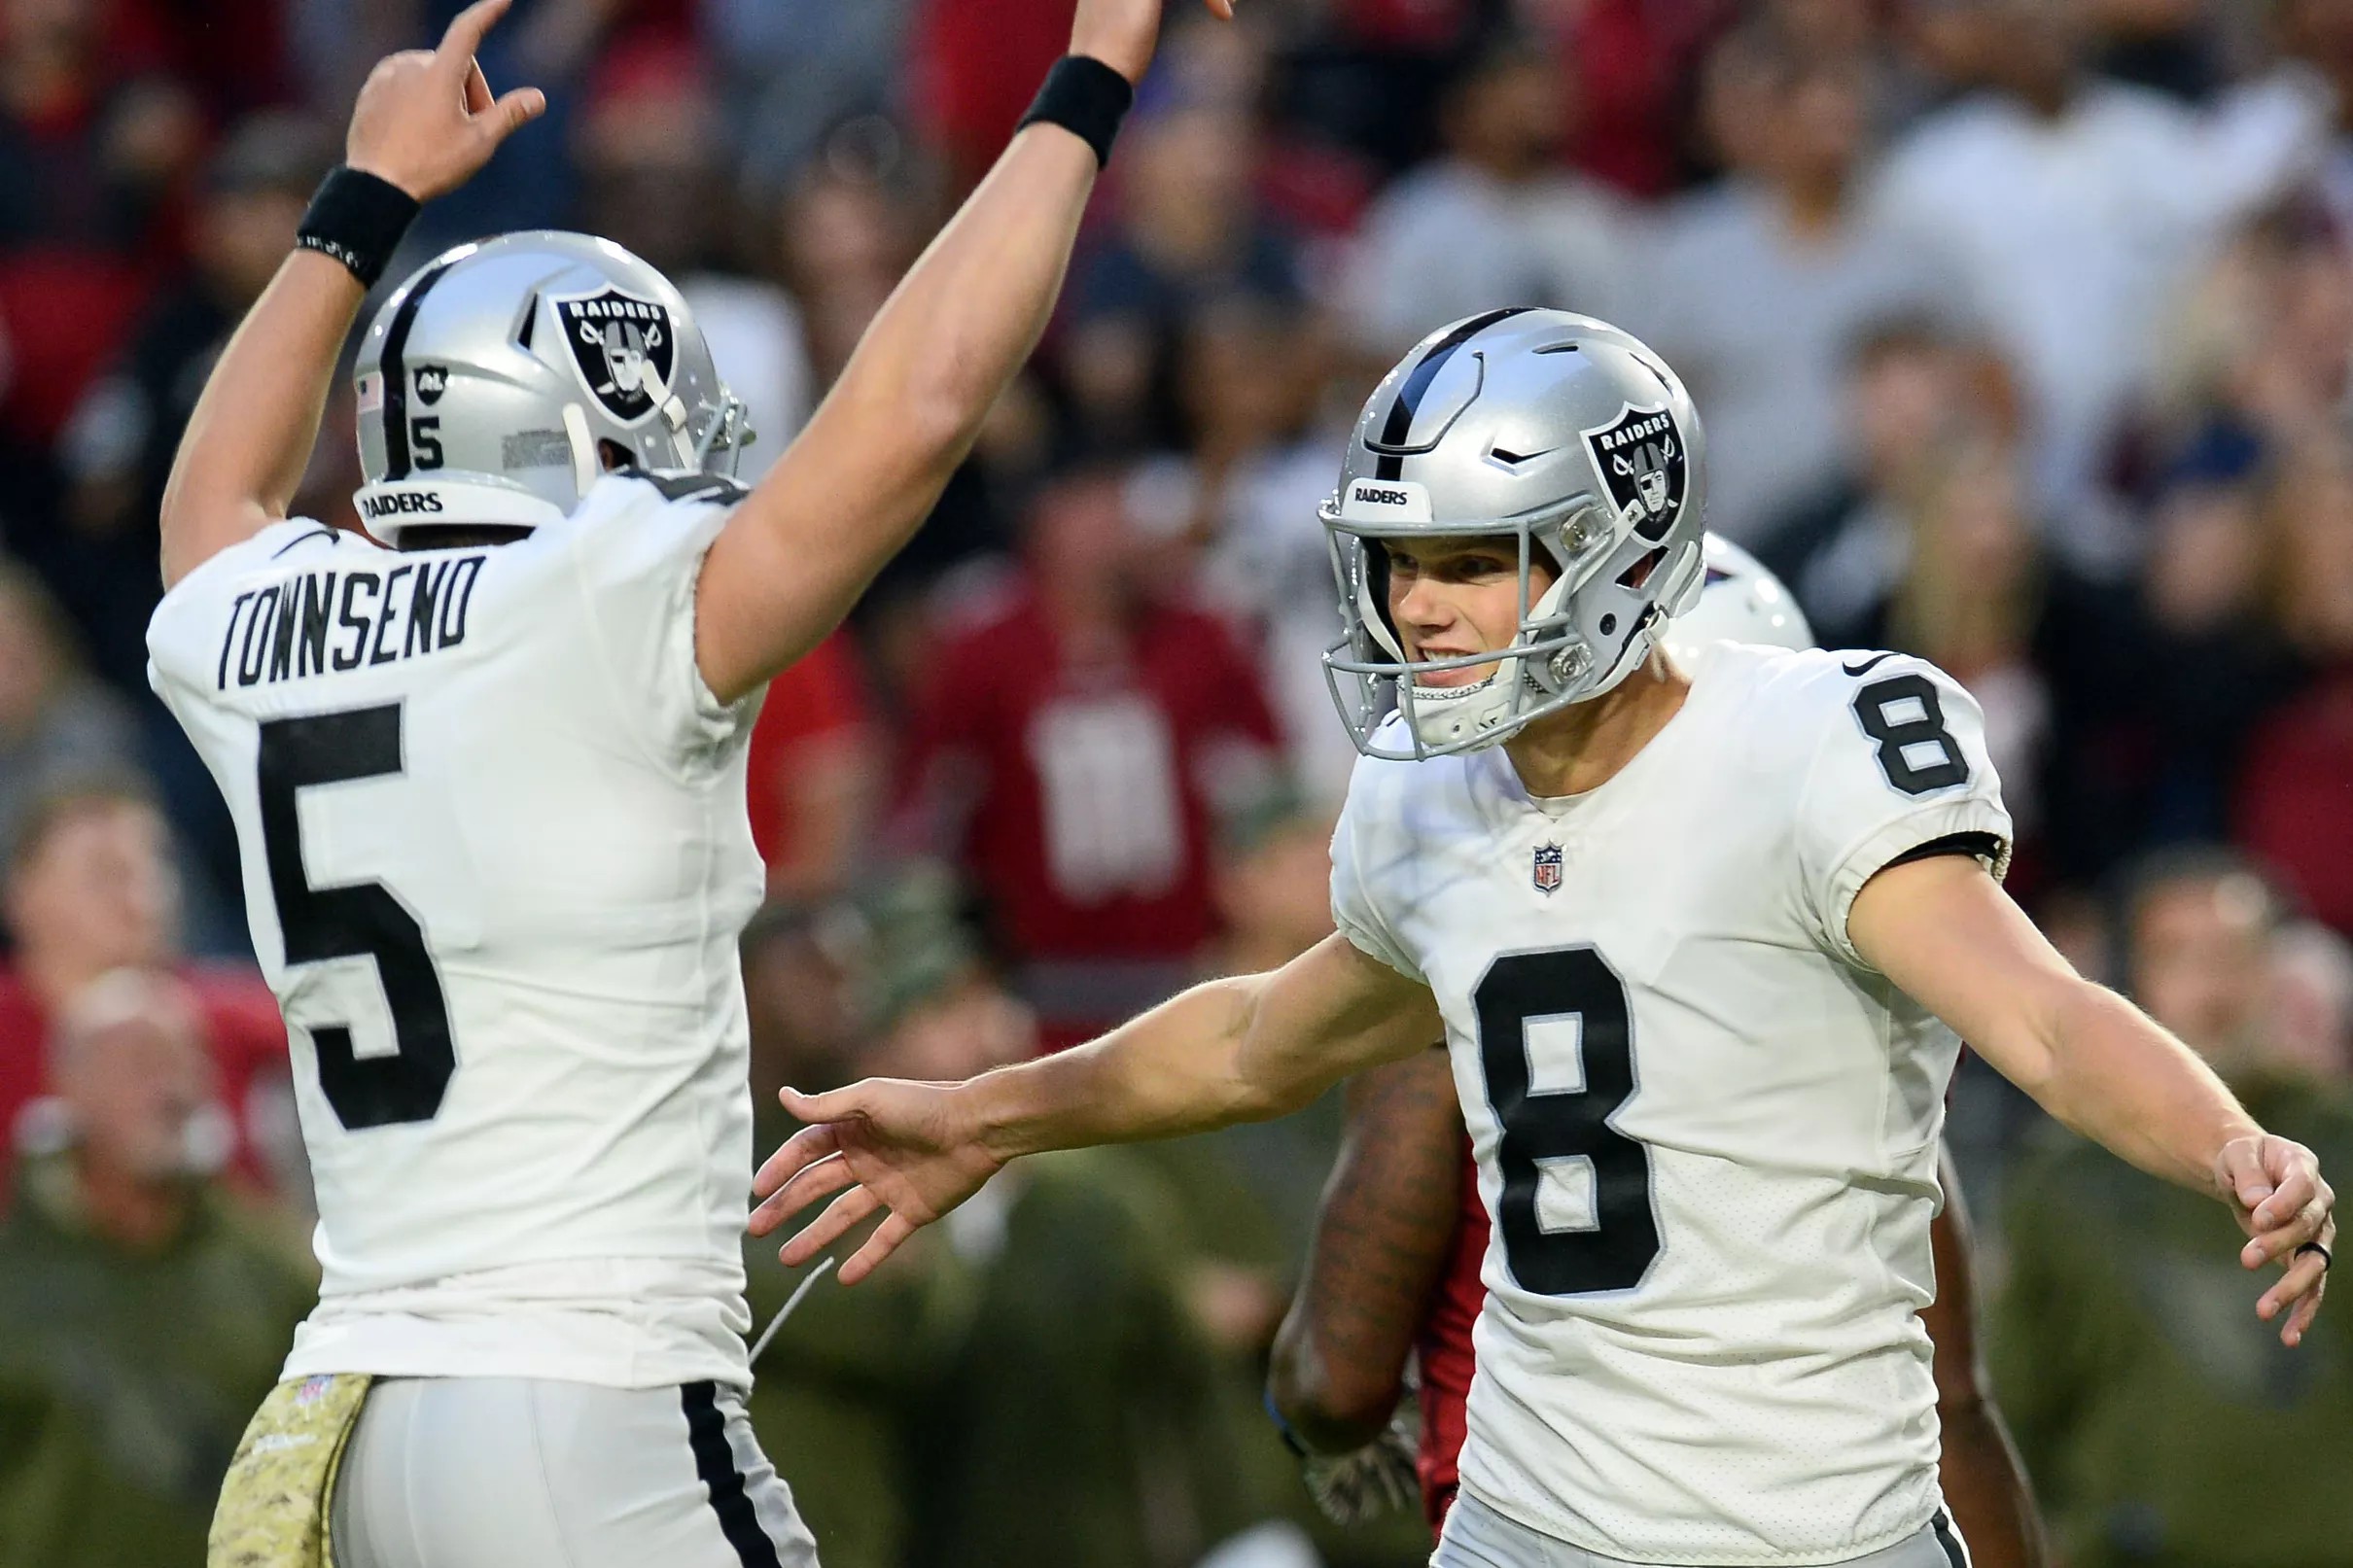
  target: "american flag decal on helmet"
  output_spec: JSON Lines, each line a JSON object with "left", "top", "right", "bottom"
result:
{"left": 1532, "top": 843, "right": 1563, "bottom": 894}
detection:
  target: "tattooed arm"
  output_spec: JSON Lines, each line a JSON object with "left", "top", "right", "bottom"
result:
{"left": 1269, "top": 1045, "right": 1461, "bottom": 1449}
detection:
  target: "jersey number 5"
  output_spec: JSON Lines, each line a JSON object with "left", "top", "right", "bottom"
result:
{"left": 258, "top": 704, "right": 456, "bottom": 1130}
{"left": 1474, "top": 947, "right": 1660, "bottom": 1296}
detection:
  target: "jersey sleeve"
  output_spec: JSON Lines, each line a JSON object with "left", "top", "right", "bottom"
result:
{"left": 562, "top": 472, "right": 757, "bottom": 769}
{"left": 1328, "top": 753, "right": 1425, "bottom": 982}
{"left": 145, "top": 518, "right": 345, "bottom": 699}
{"left": 1791, "top": 653, "right": 2014, "bottom": 969}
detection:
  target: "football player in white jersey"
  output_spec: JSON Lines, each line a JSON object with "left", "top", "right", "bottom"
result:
{"left": 148, "top": 0, "right": 1219, "bottom": 1563}
{"left": 1263, "top": 539, "right": 2042, "bottom": 1566}
{"left": 755, "top": 309, "right": 2336, "bottom": 1568}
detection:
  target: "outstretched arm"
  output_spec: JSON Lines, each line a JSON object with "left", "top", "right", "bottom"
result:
{"left": 691, "top": 0, "right": 1229, "bottom": 704}
{"left": 1851, "top": 854, "right": 2335, "bottom": 1344}
{"left": 751, "top": 932, "right": 1443, "bottom": 1281}
{"left": 158, "top": 0, "right": 544, "bottom": 587}
{"left": 1923, "top": 1145, "right": 2047, "bottom": 1568}
{"left": 1268, "top": 1046, "right": 1460, "bottom": 1451}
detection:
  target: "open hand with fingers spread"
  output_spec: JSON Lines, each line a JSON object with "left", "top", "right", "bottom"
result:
{"left": 346, "top": 0, "right": 545, "bottom": 202}
{"left": 2217, "top": 1133, "right": 2335, "bottom": 1345}
{"left": 749, "top": 1080, "right": 1006, "bottom": 1283}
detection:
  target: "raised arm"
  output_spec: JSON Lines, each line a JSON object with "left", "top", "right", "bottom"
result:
{"left": 749, "top": 931, "right": 1443, "bottom": 1282}
{"left": 1851, "top": 854, "right": 2335, "bottom": 1344}
{"left": 1268, "top": 1046, "right": 1460, "bottom": 1451}
{"left": 690, "top": 0, "right": 1227, "bottom": 705}
{"left": 158, "top": 0, "right": 543, "bottom": 587}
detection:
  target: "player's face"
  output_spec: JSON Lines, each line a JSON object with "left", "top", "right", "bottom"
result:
{"left": 1382, "top": 534, "right": 1558, "bottom": 688}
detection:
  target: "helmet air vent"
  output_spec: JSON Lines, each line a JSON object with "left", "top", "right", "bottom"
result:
{"left": 1617, "top": 546, "right": 1667, "bottom": 591}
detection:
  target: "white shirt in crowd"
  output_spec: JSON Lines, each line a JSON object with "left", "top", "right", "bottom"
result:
{"left": 1875, "top": 69, "right": 2333, "bottom": 518}
{"left": 1631, "top": 179, "right": 1950, "bottom": 545}
{"left": 1344, "top": 161, "right": 1637, "bottom": 361}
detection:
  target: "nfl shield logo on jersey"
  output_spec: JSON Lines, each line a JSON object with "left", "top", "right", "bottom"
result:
{"left": 1531, "top": 843, "right": 1563, "bottom": 894}
{"left": 552, "top": 287, "right": 676, "bottom": 424}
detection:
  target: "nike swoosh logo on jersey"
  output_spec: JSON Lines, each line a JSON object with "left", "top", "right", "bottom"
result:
{"left": 1842, "top": 652, "right": 1896, "bottom": 676}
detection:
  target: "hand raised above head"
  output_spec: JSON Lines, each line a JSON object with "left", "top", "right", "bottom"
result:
{"left": 346, "top": 0, "right": 546, "bottom": 203}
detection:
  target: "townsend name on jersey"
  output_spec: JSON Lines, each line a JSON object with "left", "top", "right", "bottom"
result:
{"left": 213, "top": 556, "right": 486, "bottom": 690}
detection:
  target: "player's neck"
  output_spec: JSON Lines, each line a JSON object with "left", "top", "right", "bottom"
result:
{"left": 1501, "top": 649, "right": 1689, "bottom": 800}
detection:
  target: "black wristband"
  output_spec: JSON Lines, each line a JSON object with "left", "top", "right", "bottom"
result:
{"left": 1017, "top": 54, "right": 1134, "bottom": 170}
{"left": 296, "top": 166, "right": 421, "bottom": 288}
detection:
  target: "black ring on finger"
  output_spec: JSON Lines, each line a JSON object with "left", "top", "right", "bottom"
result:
{"left": 2296, "top": 1241, "right": 2332, "bottom": 1272}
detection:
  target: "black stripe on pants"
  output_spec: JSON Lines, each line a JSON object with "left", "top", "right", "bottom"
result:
{"left": 1930, "top": 1510, "right": 1971, "bottom": 1568}
{"left": 683, "top": 1381, "right": 783, "bottom": 1568}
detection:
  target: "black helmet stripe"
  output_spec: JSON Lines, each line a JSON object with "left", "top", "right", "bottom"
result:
{"left": 378, "top": 256, "right": 465, "bottom": 481}
{"left": 1372, "top": 307, "right": 1531, "bottom": 479}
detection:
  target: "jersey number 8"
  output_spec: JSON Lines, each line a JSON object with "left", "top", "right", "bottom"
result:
{"left": 1474, "top": 947, "right": 1660, "bottom": 1297}
{"left": 1852, "top": 674, "right": 1969, "bottom": 796}
{"left": 258, "top": 704, "right": 457, "bottom": 1130}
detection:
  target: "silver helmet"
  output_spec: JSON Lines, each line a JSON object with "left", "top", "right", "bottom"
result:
{"left": 352, "top": 230, "right": 751, "bottom": 544}
{"left": 1321, "top": 308, "right": 1708, "bottom": 760}
{"left": 1657, "top": 534, "right": 1814, "bottom": 663}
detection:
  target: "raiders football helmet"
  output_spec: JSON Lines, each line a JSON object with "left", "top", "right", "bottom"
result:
{"left": 352, "top": 231, "right": 751, "bottom": 544}
{"left": 1657, "top": 535, "right": 1814, "bottom": 662}
{"left": 1321, "top": 308, "right": 1707, "bottom": 760}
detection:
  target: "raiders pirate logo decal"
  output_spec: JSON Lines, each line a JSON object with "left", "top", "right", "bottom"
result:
{"left": 1531, "top": 843, "right": 1563, "bottom": 894}
{"left": 413, "top": 365, "right": 448, "bottom": 405}
{"left": 1582, "top": 403, "right": 1687, "bottom": 542}
{"left": 551, "top": 287, "right": 675, "bottom": 423}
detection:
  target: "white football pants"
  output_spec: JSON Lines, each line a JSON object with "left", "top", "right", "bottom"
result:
{"left": 331, "top": 1376, "right": 820, "bottom": 1568}
{"left": 1434, "top": 1491, "right": 1970, "bottom": 1568}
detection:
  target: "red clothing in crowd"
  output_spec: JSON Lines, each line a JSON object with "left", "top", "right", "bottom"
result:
{"left": 1562, "top": 0, "right": 1737, "bottom": 199}
{"left": 2237, "top": 671, "right": 2353, "bottom": 937}
{"left": 743, "top": 632, "right": 872, "bottom": 875}
{"left": 1415, "top": 1137, "right": 1486, "bottom": 1534}
{"left": 902, "top": 577, "right": 1280, "bottom": 1043}
{"left": 909, "top": 0, "right": 1076, "bottom": 187}
{"left": 0, "top": 963, "right": 290, "bottom": 1206}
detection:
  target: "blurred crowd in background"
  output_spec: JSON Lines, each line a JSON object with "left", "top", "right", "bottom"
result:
{"left": 3, "top": 0, "right": 2353, "bottom": 1565}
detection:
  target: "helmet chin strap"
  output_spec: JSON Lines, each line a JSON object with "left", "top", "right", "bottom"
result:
{"left": 659, "top": 393, "right": 694, "bottom": 468}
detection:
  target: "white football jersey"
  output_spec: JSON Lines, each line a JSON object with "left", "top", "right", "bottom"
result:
{"left": 1331, "top": 643, "right": 2012, "bottom": 1566}
{"left": 147, "top": 473, "right": 766, "bottom": 1390}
